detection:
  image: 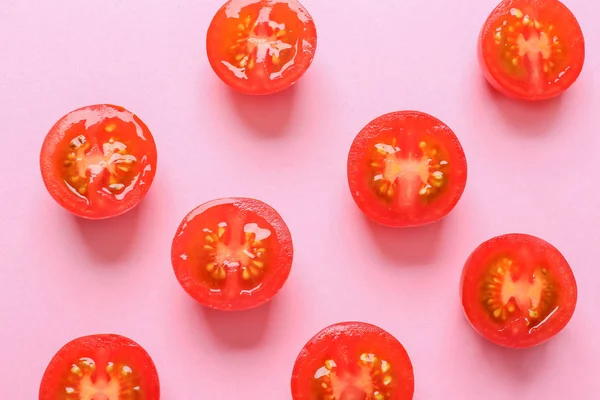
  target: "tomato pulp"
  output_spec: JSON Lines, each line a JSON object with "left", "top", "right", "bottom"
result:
{"left": 206, "top": 0, "right": 317, "bottom": 95}
{"left": 478, "top": 0, "right": 585, "bottom": 100}
{"left": 39, "top": 334, "right": 160, "bottom": 400}
{"left": 40, "top": 104, "right": 157, "bottom": 219}
{"left": 171, "top": 197, "right": 293, "bottom": 311}
{"left": 461, "top": 234, "right": 577, "bottom": 348}
{"left": 291, "top": 322, "right": 414, "bottom": 400}
{"left": 347, "top": 111, "right": 467, "bottom": 228}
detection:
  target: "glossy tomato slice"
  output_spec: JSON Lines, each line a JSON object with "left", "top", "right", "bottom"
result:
{"left": 347, "top": 111, "right": 467, "bottom": 228}
{"left": 478, "top": 0, "right": 585, "bottom": 100}
{"left": 171, "top": 197, "right": 293, "bottom": 311}
{"left": 291, "top": 322, "right": 414, "bottom": 400}
{"left": 40, "top": 104, "right": 157, "bottom": 219}
{"left": 206, "top": 0, "right": 317, "bottom": 95}
{"left": 461, "top": 234, "right": 577, "bottom": 348}
{"left": 39, "top": 334, "right": 160, "bottom": 400}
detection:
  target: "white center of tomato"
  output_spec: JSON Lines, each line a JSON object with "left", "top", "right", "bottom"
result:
{"left": 501, "top": 269, "right": 544, "bottom": 310}
{"left": 517, "top": 31, "right": 551, "bottom": 84}
{"left": 382, "top": 154, "right": 430, "bottom": 204}
{"left": 223, "top": 7, "right": 297, "bottom": 80}
{"left": 371, "top": 139, "right": 447, "bottom": 204}
{"left": 72, "top": 137, "right": 135, "bottom": 181}
{"left": 249, "top": 17, "right": 293, "bottom": 64}
{"left": 212, "top": 223, "right": 269, "bottom": 268}
{"left": 493, "top": 7, "right": 569, "bottom": 89}
{"left": 382, "top": 153, "right": 430, "bottom": 183}
{"left": 63, "top": 358, "right": 141, "bottom": 400}
{"left": 483, "top": 258, "right": 559, "bottom": 327}
{"left": 65, "top": 129, "right": 137, "bottom": 198}
{"left": 79, "top": 376, "right": 120, "bottom": 400}
{"left": 313, "top": 354, "right": 393, "bottom": 400}
{"left": 203, "top": 220, "right": 270, "bottom": 283}
{"left": 517, "top": 31, "right": 551, "bottom": 59}
{"left": 329, "top": 367, "right": 375, "bottom": 399}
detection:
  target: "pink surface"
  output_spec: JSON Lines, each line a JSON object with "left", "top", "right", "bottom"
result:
{"left": 0, "top": 0, "right": 599, "bottom": 398}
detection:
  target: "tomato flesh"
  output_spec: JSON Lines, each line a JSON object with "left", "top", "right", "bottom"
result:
{"left": 40, "top": 104, "right": 157, "bottom": 219}
{"left": 461, "top": 234, "right": 577, "bottom": 348}
{"left": 39, "top": 334, "right": 160, "bottom": 400}
{"left": 347, "top": 111, "right": 467, "bottom": 227}
{"left": 478, "top": 0, "right": 585, "bottom": 100}
{"left": 206, "top": 0, "right": 317, "bottom": 95}
{"left": 291, "top": 322, "right": 414, "bottom": 400}
{"left": 171, "top": 197, "right": 293, "bottom": 311}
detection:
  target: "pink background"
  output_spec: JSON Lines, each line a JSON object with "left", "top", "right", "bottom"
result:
{"left": 0, "top": 0, "right": 599, "bottom": 398}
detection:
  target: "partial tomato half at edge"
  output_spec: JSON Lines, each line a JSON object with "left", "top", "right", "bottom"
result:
{"left": 461, "top": 234, "right": 577, "bottom": 348}
{"left": 171, "top": 197, "right": 293, "bottom": 311}
{"left": 40, "top": 104, "right": 157, "bottom": 219}
{"left": 291, "top": 322, "right": 415, "bottom": 400}
{"left": 478, "top": 0, "right": 585, "bottom": 101}
{"left": 347, "top": 111, "right": 467, "bottom": 228}
{"left": 39, "top": 334, "right": 160, "bottom": 400}
{"left": 206, "top": 0, "right": 317, "bottom": 95}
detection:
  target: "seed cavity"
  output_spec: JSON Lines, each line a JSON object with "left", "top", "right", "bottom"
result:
{"left": 369, "top": 137, "right": 449, "bottom": 201}
{"left": 313, "top": 354, "right": 394, "bottom": 399}
{"left": 224, "top": 12, "right": 294, "bottom": 78}
{"left": 65, "top": 361, "right": 142, "bottom": 399}
{"left": 481, "top": 257, "right": 559, "bottom": 328}
{"left": 63, "top": 133, "right": 138, "bottom": 198}
{"left": 200, "top": 222, "right": 271, "bottom": 286}
{"left": 492, "top": 7, "right": 564, "bottom": 83}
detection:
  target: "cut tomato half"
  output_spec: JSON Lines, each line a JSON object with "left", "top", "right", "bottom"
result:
{"left": 206, "top": 0, "right": 317, "bottom": 95}
{"left": 478, "top": 0, "right": 585, "bottom": 100}
{"left": 40, "top": 104, "right": 157, "bottom": 219}
{"left": 171, "top": 197, "right": 293, "bottom": 311}
{"left": 39, "top": 334, "right": 160, "bottom": 400}
{"left": 461, "top": 234, "right": 577, "bottom": 348}
{"left": 347, "top": 111, "right": 467, "bottom": 228}
{"left": 291, "top": 322, "right": 414, "bottom": 400}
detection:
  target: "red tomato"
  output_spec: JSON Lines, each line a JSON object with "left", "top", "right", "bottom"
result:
{"left": 171, "top": 197, "right": 293, "bottom": 311}
{"left": 291, "top": 322, "right": 414, "bottom": 400}
{"left": 461, "top": 234, "right": 577, "bottom": 348}
{"left": 478, "top": 0, "right": 585, "bottom": 101}
{"left": 39, "top": 334, "right": 160, "bottom": 400}
{"left": 206, "top": 0, "right": 317, "bottom": 95}
{"left": 347, "top": 111, "right": 467, "bottom": 228}
{"left": 40, "top": 104, "right": 157, "bottom": 219}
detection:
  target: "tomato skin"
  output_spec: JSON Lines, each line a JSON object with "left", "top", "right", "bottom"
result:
{"left": 40, "top": 104, "right": 157, "bottom": 220}
{"left": 461, "top": 234, "right": 577, "bottom": 348}
{"left": 171, "top": 197, "right": 293, "bottom": 311}
{"left": 291, "top": 322, "right": 415, "bottom": 400}
{"left": 347, "top": 111, "right": 467, "bottom": 228}
{"left": 39, "top": 334, "right": 160, "bottom": 400}
{"left": 478, "top": 0, "right": 585, "bottom": 101}
{"left": 206, "top": 0, "right": 317, "bottom": 95}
